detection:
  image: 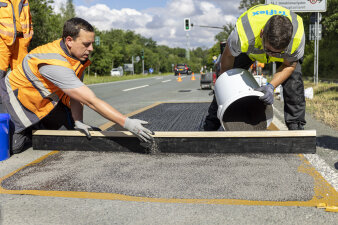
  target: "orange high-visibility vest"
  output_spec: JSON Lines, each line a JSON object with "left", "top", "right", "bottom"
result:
{"left": 3, "top": 39, "right": 90, "bottom": 132}
{"left": 0, "top": 0, "right": 33, "bottom": 46}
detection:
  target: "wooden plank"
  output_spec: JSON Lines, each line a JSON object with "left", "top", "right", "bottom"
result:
{"left": 32, "top": 130, "right": 316, "bottom": 154}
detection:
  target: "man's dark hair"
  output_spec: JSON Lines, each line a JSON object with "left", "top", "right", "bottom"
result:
{"left": 62, "top": 17, "right": 94, "bottom": 41}
{"left": 263, "top": 15, "right": 293, "bottom": 50}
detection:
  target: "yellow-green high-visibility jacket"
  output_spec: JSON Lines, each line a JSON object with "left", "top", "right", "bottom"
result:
{"left": 236, "top": 4, "right": 305, "bottom": 63}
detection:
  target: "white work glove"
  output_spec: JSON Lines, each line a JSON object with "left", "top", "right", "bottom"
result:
{"left": 74, "top": 120, "right": 101, "bottom": 139}
{"left": 123, "top": 117, "right": 154, "bottom": 143}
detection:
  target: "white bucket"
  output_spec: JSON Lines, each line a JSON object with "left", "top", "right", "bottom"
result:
{"left": 215, "top": 68, "right": 273, "bottom": 131}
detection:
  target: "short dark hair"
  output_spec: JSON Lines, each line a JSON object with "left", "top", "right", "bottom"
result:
{"left": 62, "top": 17, "right": 94, "bottom": 41}
{"left": 263, "top": 15, "right": 293, "bottom": 50}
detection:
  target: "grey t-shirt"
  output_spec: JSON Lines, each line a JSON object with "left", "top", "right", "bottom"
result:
{"left": 227, "top": 27, "right": 305, "bottom": 62}
{"left": 39, "top": 65, "right": 84, "bottom": 89}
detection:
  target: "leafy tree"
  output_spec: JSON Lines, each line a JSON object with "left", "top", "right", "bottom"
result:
{"left": 29, "top": 0, "right": 63, "bottom": 50}
{"left": 60, "top": 0, "right": 76, "bottom": 22}
{"left": 238, "top": 0, "right": 265, "bottom": 10}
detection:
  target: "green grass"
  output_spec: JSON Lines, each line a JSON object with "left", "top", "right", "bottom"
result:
{"left": 303, "top": 80, "right": 338, "bottom": 130}
{"left": 83, "top": 73, "right": 172, "bottom": 85}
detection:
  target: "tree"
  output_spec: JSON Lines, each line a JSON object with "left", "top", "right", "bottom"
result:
{"left": 60, "top": 0, "right": 76, "bottom": 22}
{"left": 29, "top": 0, "right": 63, "bottom": 50}
{"left": 238, "top": 0, "right": 265, "bottom": 10}
{"left": 214, "top": 23, "right": 235, "bottom": 43}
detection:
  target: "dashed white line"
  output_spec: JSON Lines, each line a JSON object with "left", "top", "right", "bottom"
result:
{"left": 122, "top": 85, "right": 149, "bottom": 92}
{"left": 162, "top": 79, "right": 171, "bottom": 83}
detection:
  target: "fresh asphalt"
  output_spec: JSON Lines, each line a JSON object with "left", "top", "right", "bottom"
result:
{"left": 0, "top": 74, "right": 337, "bottom": 224}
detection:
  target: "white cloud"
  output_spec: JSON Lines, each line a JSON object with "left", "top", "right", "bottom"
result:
{"left": 51, "top": 0, "right": 241, "bottom": 48}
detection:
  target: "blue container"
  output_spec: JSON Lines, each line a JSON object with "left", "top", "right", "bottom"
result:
{"left": 0, "top": 113, "right": 11, "bottom": 161}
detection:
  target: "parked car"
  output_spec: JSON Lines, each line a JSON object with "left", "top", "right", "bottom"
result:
{"left": 174, "top": 64, "right": 192, "bottom": 76}
{"left": 111, "top": 67, "right": 123, "bottom": 76}
{"left": 200, "top": 71, "right": 216, "bottom": 90}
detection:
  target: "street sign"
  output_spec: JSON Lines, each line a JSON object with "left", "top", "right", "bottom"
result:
{"left": 265, "top": 0, "right": 327, "bottom": 12}
{"left": 95, "top": 36, "right": 100, "bottom": 45}
{"left": 149, "top": 68, "right": 154, "bottom": 74}
{"left": 309, "top": 24, "right": 322, "bottom": 40}
{"left": 310, "top": 12, "right": 322, "bottom": 23}
{"left": 123, "top": 64, "right": 134, "bottom": 72}
{"left": 135, "top": 56, "right": 140, "bottom": 63}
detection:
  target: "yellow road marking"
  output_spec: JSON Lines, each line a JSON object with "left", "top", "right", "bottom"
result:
{"left": 0, "top": 102, "right": 336, "bottom": 209}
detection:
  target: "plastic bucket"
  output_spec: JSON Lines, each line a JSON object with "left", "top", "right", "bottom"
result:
{"left": 0, "top": 113, "right": 11, "bottom": 161}
{"left": 215, "top": 69, "right": 273, "bottom": 131}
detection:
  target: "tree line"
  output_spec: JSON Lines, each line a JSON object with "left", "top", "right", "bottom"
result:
{"left": 29, "top": 0, "right": 337, "bottom": 78}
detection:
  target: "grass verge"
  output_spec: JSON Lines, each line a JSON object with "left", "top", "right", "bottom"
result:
{"left": 303, "top": 80, "right": 337, "bottom": 130}
{"left": 83, "top": 73, "right": 172, "bottom": 85}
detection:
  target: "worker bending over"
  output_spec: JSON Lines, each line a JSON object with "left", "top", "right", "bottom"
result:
{"left": 0, "top": 17, "right": 153, "bottom": 154}
{"left": 204, "top": 4, "right": 306, "bottom": 131}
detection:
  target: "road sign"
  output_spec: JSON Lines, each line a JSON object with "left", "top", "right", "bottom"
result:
{"left": 309, "top": 24, "right": 322, "bottom": 40}
{"left": 310, "top": 12, "right": 322, "bottom": 23}
{"left": 95, "top": 36, "right": 100, "bottom": 45}
{"left": 123, "top": 64, "right": 134, "bottom": 72}
{"left": 135, "top": 56, "right": 140, "bottom": 63}
{"left": 265, "top": 0, "right": 327, "bottom": 12}
{"left": 149, "top": 68, "right": 154, "bottom": 74}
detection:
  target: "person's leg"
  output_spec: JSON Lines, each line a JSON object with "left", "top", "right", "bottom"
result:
{"left": 0, "top": 39, "right": 11, "bottom": 104}
{"left": 203, "top": 53, "right": 254, "bottom": 131}
{"left": 281, "top": 61, "right": 306, "bottom": 130}
{"left": 39, "top": 102, "right": 75, "bottom": 130}
{"left": 11, "top": 37, "right": 29, "bottom": 70}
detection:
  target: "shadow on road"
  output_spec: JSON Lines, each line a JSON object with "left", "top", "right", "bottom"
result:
{"left": 317, "top": 135, "right": 338, "bottom": 151}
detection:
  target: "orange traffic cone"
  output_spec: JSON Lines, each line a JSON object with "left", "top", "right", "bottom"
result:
{"left": 177, "top": 73, "right": 182, "bottom": 82}
{"left": 191, "top": 72, "right": 195, "bottom": 81}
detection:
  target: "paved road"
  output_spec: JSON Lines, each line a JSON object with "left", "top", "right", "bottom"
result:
{"left": 0, "top": 74, "right": 337, "bottom": 224}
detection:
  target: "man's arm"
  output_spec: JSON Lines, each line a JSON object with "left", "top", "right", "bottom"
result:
{"left": 70, "top": 98, "right": 84, "bottom": 122}
{"left": 62, "top": 85, "right": 127, "bottom": 127}
{"left": 269, "top": 60, "right": 297, "bottom": 88}
{"left": 220, "top": 44, "right": 235, "bottom": 74}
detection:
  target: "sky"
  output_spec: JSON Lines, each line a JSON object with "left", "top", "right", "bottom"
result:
{"left": 52, "top": 0, "right": 243, "bottom": 49}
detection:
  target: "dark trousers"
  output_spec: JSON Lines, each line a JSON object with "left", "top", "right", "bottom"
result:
{"left": 9, "top": 102, "right": 75, "bottom": 154}
{"left": 203, "top": 53, "right": 306, "bottom": 131}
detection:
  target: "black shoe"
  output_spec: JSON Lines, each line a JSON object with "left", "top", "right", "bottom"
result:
{"left": 287, "top": 123, "right": 304, "bottom": 130}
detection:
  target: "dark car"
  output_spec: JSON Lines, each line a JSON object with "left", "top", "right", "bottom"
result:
{"left": 174, "top": 64, "right": 192, "bottom": 76}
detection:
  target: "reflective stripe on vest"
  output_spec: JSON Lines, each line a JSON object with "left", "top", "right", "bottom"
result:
{"left": 4, "top": 39, "right": 90, "bottom": 132}
{"left": 236, "top": 4, "right": 304, "bottom": 63}
{"left": 0, "top": 0, "right": 33, "bottom": 45}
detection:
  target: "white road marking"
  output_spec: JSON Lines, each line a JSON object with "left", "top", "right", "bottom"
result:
{"left": 122, "top": 85, "right": 149, "bottom": 92}
{"left": 304, "top": 154, "right": 338, "bottom": 191}
{"left": 273, "top": 108, "right": 338, "bottom": 191}
{"left": 162, "top": 80, "right": 171, "bottom": 83}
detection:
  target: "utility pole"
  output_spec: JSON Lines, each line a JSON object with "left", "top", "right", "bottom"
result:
{"left": 184, "top": 18, "right": 191, "bottom": 60}
{"left": 141, "top": 49, "right": 144, "bottom": 74}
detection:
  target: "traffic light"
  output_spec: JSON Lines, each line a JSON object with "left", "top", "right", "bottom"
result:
{"left": 141, "top": 49, "right": 144, "bottom": 59}
{"left": 184, "top": 18, "right": 190, "bottom": 31}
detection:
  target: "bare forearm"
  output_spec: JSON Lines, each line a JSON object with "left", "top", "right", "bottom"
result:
{"left": 70, "top": 99, "right": 84, "bottom": 121}
{"left": 220, "top": 46, "right": 235, "bottom": 74}
{"left": 270, "top": 61, "right": 297, "bottom": 88}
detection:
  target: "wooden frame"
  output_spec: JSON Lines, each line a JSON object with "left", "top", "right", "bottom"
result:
{"left": 32, "top": 130, "right": 316, "bottom": 154}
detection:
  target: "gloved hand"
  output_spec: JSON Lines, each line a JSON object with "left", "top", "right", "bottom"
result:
{"left": 74, "top": 120, "right": 101, "bottom": 139}
{"left": 255, "top": 83, "right": 275, "bottom": 105}
{"left": 124, "top": 117, "right": 154, "bottom": 143}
